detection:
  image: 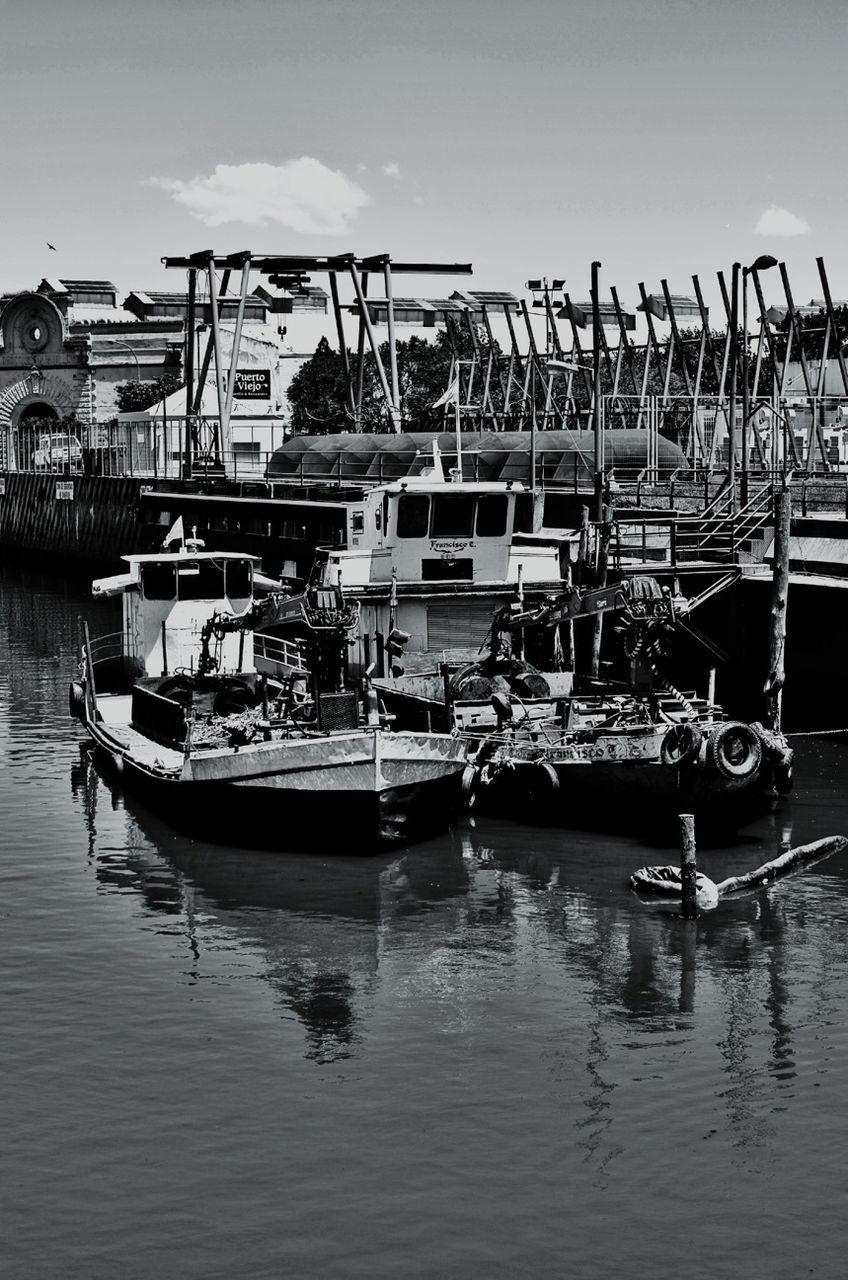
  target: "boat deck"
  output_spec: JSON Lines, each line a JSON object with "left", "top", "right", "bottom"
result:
{"left": 93, "top": 695, "right": 185, "bottom": 772}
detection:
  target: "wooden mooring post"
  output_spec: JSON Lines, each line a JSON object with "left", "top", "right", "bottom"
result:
{"left": 679, "top": 813, "right": 698, "bottom": 919}
{"left": 764, "top": 487, "right": 791, "bottom": 732}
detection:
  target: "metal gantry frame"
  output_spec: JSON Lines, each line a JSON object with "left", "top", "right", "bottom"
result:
{"left": 163, "top": 249, "right": 848, "bottom": 484}
{"left": 162, "top": 251, "right": 473, "bottom": 474}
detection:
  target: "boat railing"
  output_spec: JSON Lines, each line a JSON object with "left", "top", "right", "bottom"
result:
{"left": 83, "top": 629, "right": 125, "bottom": 670}
{"left": 254, "top": 632, "right": 307, "bottom": 678}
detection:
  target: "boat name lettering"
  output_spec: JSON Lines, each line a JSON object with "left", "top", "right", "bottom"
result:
{"left": 431, "top": 540, "right": 472, "bottom": 555}
{"left": 551, "top": 738, "right": 645, "bottom": 763}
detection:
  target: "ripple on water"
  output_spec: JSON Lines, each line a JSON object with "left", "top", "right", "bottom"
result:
{"left": 3, "top": 571, "right": 848, "bottom": 1279}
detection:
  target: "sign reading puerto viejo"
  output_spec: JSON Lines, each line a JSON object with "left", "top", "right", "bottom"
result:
{"left": 228, "top": 369, "right": 271, "bottom": 400}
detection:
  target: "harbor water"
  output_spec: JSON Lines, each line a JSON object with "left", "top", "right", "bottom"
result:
{"left": 2, "top": 568, "right": 848, "bottom": 1280}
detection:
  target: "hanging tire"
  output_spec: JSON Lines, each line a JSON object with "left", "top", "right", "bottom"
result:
{"left": 660, "top": 722, "right": 703, "bottom": 768}
{"left": 774, "top": 759, "right": 794, "bottom": 795}
{"left": 523, "top": 761, "right": 560, "bottom": 815}
{"left": 69, "top": 680, "right": 86, "bottom": 721}
{"left": 707, "top": 721, "right": 762, "bottom": 781}
{"left": 460, "top": 764, "right": 480, "bottom": 810}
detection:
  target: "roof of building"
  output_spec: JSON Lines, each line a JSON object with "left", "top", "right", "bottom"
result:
{"left": 638, "top": 293, "right": 702, "bottom": 320}
{"left": 37, "top": 278, "right": 119, "bottom": 294}
{"left": 125, "top": 289, "right": 266, "bottom": 306}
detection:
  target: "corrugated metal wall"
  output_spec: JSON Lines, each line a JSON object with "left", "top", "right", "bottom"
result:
{"left": 0, "top": 472, "right": 148, "bottom": 570}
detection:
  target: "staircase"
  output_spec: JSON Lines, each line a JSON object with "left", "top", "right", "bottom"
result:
{"left": 671, "top": 483, "right": 776, "bottom": 565}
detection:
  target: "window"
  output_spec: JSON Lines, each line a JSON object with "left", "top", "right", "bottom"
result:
{"left": 431, "top": 495, "right": 475, "bottom": 537}
{"left": 396, "top": 493, "right": 430, "bottom": 538}
{"left": 475, "top": 494, "right": 508, "bottom": 537}
{"left": 542, "top": 492, "right": 572, "bottom": 529}
{"left": 351, "top": 510, "right": 365, "bottom": 535}
{"left": 177, "top": 560, "right": 225, "bottom": 600}
{"left": 141, "top": 562, "right": 176, "bottom": 601}
{"left": 513, "top": 493, "right": 534, "bottom": 533}
{"left": 226, "top": 560, "right": 252, "bottom": 599}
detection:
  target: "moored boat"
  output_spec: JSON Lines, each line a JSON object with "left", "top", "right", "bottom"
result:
{"left": 370, "top": 574, "right": 794, "bottom": 836}
{"left": 69, "top": 529, "right": 469, "bottom": 851}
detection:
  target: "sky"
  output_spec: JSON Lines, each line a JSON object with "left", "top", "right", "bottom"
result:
{"left": 2, "top": 0, "right": 847, "bottom": 316}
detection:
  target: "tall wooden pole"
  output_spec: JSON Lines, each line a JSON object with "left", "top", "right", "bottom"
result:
{"left": 589, "top": 504, "right": 611, "bottom": 677}
{"left": 728, "top": 263, "right": 740, "bottom": 511}
{"left": 591, "top": 261, "right": 604, "bottom": 522}
{"left": 679, "top": 813, "right": 698, "bottom": 920}
{"left": 184, "top": 267, "right": 196, "bottom": 479}
{"left": 765, "top": 487, "right": 791, "bottom": 731}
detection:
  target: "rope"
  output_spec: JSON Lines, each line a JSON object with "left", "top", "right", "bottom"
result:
{"left": 786, "top": 728, "right": 848, "bottom": 737}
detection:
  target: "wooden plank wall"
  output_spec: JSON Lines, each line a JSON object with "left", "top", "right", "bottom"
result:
{"left": 0, "top": 472, "right": 148, "bottom": 571}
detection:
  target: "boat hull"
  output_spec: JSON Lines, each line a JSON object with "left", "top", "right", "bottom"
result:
{"left": 85, "top": 713, "right": 468, "bottom": 852}
{"left": 475, "top": 752, "right": 780, "bottom": 838}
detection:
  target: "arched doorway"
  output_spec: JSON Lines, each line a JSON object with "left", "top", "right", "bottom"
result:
{"left": 18, "top": 401, "right": 58, "bottom": 425}
{"left": 15, "top": 401, "right": 61, "bottom": 470}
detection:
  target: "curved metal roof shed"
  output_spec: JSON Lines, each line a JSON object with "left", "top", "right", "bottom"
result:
{"left": 267, "top": 430, "right": 688, "bottom": 485}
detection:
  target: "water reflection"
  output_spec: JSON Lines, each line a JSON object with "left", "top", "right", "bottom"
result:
{"left": 69, "top": 731, "right": 848, "bottom": 1171}
{"left": 70, "top": 744, "right": 475, "bottom": 1063}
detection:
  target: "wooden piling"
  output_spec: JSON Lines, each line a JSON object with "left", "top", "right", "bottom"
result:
{"left": 679, "top": 813, "right": 698, "bottom": 919}
{"left": 764, "top": 487, "right": 791, "bottom": 732}
{"left": 589, "top": 504, "right": 612, "bottom": 679}
{"left": 561, "top": 551, "right": 575, "bottom": 671}
{"left": 576, "top": 505, "right": 590, "bottom": 586}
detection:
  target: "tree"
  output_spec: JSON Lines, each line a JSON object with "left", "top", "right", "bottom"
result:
{"left": 286, "top": 336, "right": 362, "bottom": 433}
{"left": 286, "top": 325, "right": 506, "bottom": 433}
{"left": 115, "top": 374, "right": 183, "bottom": 414}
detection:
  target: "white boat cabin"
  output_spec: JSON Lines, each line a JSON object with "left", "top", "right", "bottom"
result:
{"left": 92, "top": 548, "right": 261, "bottom": 680}
{"left": 310, "top": 457, "right": 574, "bottom": 675}
{"left": 323, "top": 475, "right": 565, "bottom": 591}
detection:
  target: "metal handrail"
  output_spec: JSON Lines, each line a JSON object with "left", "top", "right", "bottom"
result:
{"left": 85, "top": 631, "right": 124, "bottom": 668}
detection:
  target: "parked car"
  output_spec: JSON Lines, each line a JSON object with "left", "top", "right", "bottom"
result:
{"left": 33, "top": 433, "right": 83, "bottom": 471}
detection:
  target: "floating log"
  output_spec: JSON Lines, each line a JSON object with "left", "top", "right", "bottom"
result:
{"left": 631, "top": 834, "right": 846, "bottom": 911}
{"left": 630, "top": 865, "right": 720, "bottom": 912}
{"left": 715, "top": 835, "right": 847, "bottom": 896}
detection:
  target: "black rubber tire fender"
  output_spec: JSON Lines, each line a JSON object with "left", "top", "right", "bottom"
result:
{"left": 707, "top": 721, "right": 763, "bottom": 781}
{"left": 774, "top": 760, "right": 794, "bottom": 795}
{"left": 660, "top": 722, "right": 703, "bottom": 768}
{"left": 460, "top": 764, "right": 480, "bottom": 810}
{"left": 69, "top": 680, "right": 86, "bottom": 721}
{"left": 524, "top": 760, "right": 560, "bottom": 814}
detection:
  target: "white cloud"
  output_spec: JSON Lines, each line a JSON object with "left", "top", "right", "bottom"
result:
{"left": 382, "top": 161, "right": 401, "bottom": 179}
{"left": 753, "top": 205, "right": 811, "bottom": 238}
{"left": 150, "top": 158, "right": 370, "bottom": 235}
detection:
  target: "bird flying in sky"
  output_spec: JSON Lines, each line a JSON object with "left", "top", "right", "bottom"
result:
{"left": 46, "top": 242, "right": 56, "bottom": 250}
